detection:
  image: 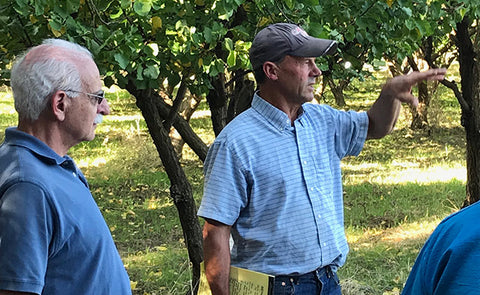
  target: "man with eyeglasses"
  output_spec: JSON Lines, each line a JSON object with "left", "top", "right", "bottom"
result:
{"left": 0, "top": 39, "right": 131, "bottom": 294}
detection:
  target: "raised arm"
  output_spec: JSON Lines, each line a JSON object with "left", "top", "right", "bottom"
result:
{"left": 203, "top": 218, "right": 232, "bottom": 295}
{"left": 366, "top": 68, "right": 446, "bottom": 139}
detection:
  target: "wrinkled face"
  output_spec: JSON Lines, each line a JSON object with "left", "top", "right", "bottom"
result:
{"left": 64, "top": 58, "right": 110, "bottom": 145}
{"left": 275, "top": 55, "right": 321, "bottom": 104}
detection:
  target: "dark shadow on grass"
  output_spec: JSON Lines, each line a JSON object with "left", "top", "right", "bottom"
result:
{"left": 350, "top": 125, "right": 466, "bottom": 165}
{"left": 343, "top": 179, "right": 465, "bottom": 229}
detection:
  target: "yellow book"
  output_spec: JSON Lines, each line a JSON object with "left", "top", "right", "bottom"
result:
{"left": 198, "top": 262, "right": 274, "bottom": 295}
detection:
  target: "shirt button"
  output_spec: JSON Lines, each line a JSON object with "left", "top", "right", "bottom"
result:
{"left": 318, "top": 214, "right": 322, "bottom": 219}
{"left": 303, "top": 160, "right": 307, "bottom": 165}
{"left": 72, "top": 172, "right": 77, "bottom": 177}
{"left": 310, "top": 187, "right": 314, "bottom": 191}
{"left": 323, "top": 243, "right": 327, "bottom": 247}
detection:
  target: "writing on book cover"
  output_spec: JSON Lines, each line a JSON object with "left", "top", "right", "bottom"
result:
{"left": 198, "top": 262, "right": 274, "bottom": 295}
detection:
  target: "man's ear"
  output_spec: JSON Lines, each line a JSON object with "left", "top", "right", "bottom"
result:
{"left": 51, "top": 90, "right": 68, "bottom": 121}
{"left": 263, "top": 61, "right": 279, "bottom": 81}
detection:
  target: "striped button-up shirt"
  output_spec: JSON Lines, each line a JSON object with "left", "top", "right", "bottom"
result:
{"left": 198, "top": 93, "right": 369, "bottom": 276}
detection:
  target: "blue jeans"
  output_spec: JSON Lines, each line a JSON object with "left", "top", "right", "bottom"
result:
{"left": 273, "top": 266, "right": 341, "bottom": 295}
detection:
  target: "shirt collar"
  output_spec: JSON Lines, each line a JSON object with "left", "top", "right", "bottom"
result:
{"left": 4, "top": 127, "right": 72, "bottom": 166}
{"left": 252, "top": 92, "right": 306, "bottom": 131}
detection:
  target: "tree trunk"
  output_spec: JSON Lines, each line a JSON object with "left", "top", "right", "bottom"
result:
{"left": 207, "top": 73, "right": 228, "bottom": 137}
{"left": 407, "top": 57, "right": 431, "bottom": 130}
{"left": 143, "top": 88, "right": 208, "bottom": 162}
{"left": 326, "top": 76, "right": 347, "bottom": 107}
{"left": 456, "top": 17, "right": 480, "bottom": 206}
{"left": 226, "top": 72, "right": 254, "bottom": 123}
{"left": 207, "top": 72, "right": 255, "bottom": 135}
{"left": 169, "top": 93, "right": 202, "bottom": 156}
{"left": 126, "top": 81, "right": 204, "bottom": 294}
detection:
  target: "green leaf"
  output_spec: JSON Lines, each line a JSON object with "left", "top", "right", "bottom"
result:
{"left": 134, "top": 0, "right": 152, "bottom": 16}
{"left": 224, "top": 38, "right": 234, "bottom": 51}
{"left": 110, "top": 8, "right": 124, "bottom": 19}
{"left": 167, "top": 72, "right": 181, "bottom": 88}
{"left": 402, "top": 7, "right": 412, "bottom": 17}
{"left": 136, "top": 66, "right": 144, "bottom": 80}
{"left": 48, "top": 19, "right": 62, "bottom": 31}
{"left": 114, "top": 53, "right": 130, "bottom": 69}
{"left": 227, "top": 51, "right": 236, "bottom": 67}
{"left": 144, "top": 64, "right": 160, "bottom": 79}
{"left": 204, "top": 27, "right": 213, "bottom": 43}
{"left": 284, "top": 0, "right": 293, "bottom": 9}
{"left": 96, "top": 0, "right": 114, "bottom": 11}
{"left": 121, "top": 0, "right": 131, "bottom": 9}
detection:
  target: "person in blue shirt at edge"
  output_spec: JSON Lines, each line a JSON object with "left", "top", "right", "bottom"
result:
{"left": 0, "top": 39, "right": 131, "bottom": 295}
{"left": 401, "top": 201, "right": 480, "bottom": 294}
{"left": 198, "top": 22, "right": 447, "bottom": 295}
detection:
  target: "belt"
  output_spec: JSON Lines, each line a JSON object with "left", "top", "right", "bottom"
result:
{"left": 275, "top": 265, "right": 335, "bottom": 285}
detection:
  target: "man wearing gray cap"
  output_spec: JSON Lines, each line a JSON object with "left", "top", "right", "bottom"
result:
{"left": 198, "top": 23, "right": 446, "bottom": 295}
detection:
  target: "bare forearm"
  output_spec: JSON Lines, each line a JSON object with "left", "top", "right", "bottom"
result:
{"left": 366, "top": 87, "right": 402, "bottom": 139}
{"left": 367, "top": 69, "right": 446, "bottom": 140}
{"left": 203, "top": 219, "right": 231, "bottom": 295}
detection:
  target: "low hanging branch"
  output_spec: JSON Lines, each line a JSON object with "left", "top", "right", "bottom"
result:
{"left": 164, "top": 77, "right": 188, "bottom": 130}
{"left": 126, "top": 79, "right": 209, "bottom": 161}
{"left": 440, "top": 79, "right": 470, "bottom": 114}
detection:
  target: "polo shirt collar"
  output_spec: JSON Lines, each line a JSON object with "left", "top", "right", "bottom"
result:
{"left": 252, "top": 92, "right": 305, "bottom": 131}
{"left": 4, "top": 127, "right": 72, "bottom": 166}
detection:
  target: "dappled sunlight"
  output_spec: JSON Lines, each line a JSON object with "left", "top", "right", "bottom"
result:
{"left": 107, "top": 114, "right": 144, "bottom": 122}
{"left": 121, "top": 245, "right": 192, "bottom": 294}
{"left": 0, "top": 92, "right": 16, "bottom": 114}
{"left": 343, "top": 162, "right": 466, "bottom": 185}
{"left": 191, "top": 109, "right": 211, "bottom": 119}
{"left": 347, "top": 218, "right": 442, "bottom": 249}
{"left": 386, "top": 165, "right": 466, "bottom": 184}
{"left": 77, "top": 156, "right": 110, "bottom": 168}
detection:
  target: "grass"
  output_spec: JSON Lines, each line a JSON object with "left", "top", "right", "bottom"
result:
{"left": 0, "top": 66, "right": 466, "bottom": 294}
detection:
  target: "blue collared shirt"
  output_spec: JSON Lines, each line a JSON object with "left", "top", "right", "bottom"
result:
{"left": 0, "top": 127, "right": 131, "bottom": 294}
{"left": 198, "top": 93, "right": 369, "bottom": 276}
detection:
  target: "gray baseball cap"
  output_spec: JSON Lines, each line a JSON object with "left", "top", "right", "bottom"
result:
{"left": 249, "top": 23, "right": 338, "bottom": 71}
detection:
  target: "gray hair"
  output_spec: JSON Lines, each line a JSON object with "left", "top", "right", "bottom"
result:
{"left": 10, "top": 39, "right": 94, "bottom": 121}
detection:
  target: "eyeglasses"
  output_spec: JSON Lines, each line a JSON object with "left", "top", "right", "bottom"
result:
{"left": 64, "top": 89, "right": 105, "bottom": 105}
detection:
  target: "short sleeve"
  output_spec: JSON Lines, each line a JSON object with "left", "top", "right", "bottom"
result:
{"left": 0, "top": 182, "right": 54, "bottom": 294}
{"left": 198, "top": 140, "right": 248, "bottom": 226}
{"left": 334, "top": 110, "right": 369, "bottom": 158}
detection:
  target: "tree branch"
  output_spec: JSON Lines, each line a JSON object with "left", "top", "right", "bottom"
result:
{"left": 163, "top": 77, "right": 188, "bottom": 130}
{"left": 440, "top": 78, "right": 470, "bottom": 112}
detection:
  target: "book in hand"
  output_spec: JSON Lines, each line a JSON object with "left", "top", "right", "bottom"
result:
{"left": 198, "top": 262, "right": 274, "bottom": 295}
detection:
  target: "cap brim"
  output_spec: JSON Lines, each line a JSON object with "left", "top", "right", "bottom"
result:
{"left": 292, "top": 38, "right": 338, "bottom": 57}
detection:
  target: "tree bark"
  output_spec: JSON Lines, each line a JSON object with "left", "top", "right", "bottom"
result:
{"left": 226, "top": 71, "right": 254, "bottom": 123}
{"left": 206, "top": 73, "right": 229, "bottom": 137}
{"left": 455, "top": 17, "right": 480, "bottom": 206}
{"left": 169, "top": 93, "right": 202, "bottom": 157}
{"left": 207, "top": 72, "right": 255, "bottom": 135}
{"left": 132, "top": 85, "right": 209, "bottom": 162}
{"left": 126, "top": 81, "right": 204, "bottom": 294}
{"left": 325, "top": 76, "right": 347, "bottom": 107}
{"left": 407, "top": 56, "right": 430, "bottom": 130}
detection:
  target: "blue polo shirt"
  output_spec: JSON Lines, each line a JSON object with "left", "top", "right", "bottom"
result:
{"left": 0, "top": 128, "right": 131, "bottom": 294}
{"left": 402, "top": 201, "right": 480, "bottom": 294}
{"left": 198, "top": 93, "right": 369, "bottom": 276}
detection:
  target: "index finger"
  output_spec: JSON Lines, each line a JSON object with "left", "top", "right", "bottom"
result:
{"left": 408, "top": 68, "right": 447, "bottom": 83}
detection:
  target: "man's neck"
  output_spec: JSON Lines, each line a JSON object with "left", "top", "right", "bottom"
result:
{"left": 18, "top": 119, "right": 70, "bottom": 156}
